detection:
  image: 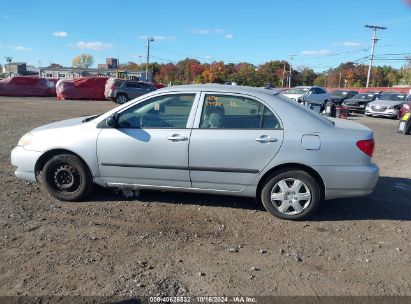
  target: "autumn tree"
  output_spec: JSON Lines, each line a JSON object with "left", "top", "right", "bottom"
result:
{"left": 71, "top": 54, "right": 94, "bottom": 68}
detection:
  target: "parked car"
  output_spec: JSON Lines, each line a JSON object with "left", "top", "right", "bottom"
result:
{"left": 282, "top": 86, "right": 330, "bottom": 105}
{"left": 105, "top": 78, "right": 157, "bottom": 104}
{"left": 343, "top": 92, "right": 381, "bottom": 113}
{"left": 328, "top": 90, "right": 359, "bottom": 105}
{"left": 398, "top": 94, "right": 411, "bottom": 120}
{"left": 11, "top": 84, "right": 379, "bottom": 220}
{"left": 365, "top": 92, "right": 408, "bottom": 118}
{"left": 0, "top": 76, "right": 56, "bottom": 97}
{"left": 56, "top": 77, "right": 108, "bottom": 100}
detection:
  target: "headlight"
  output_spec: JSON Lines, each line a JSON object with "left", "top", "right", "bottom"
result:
{"left": 17, "top": 133, "right": 34, "bottom": 147}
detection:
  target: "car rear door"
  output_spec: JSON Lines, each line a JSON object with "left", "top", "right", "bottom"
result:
{"left": 188, "top": 92, "right": 284, "bottom": 192}
{"left": 125, "top": 81, "right": 143, "bottom": 99}
{"left": 97, "top": 92, "right": 200, "bottom": 187}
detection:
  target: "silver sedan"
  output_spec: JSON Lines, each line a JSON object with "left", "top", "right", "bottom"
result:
{"left": 11, "top": 85, "right": 379, "bottom": 220}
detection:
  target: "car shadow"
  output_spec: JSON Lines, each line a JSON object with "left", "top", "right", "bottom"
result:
{"left": 88, "top": 176, "right": 411, "bottom": 221}
{"left": 311, "top": 176, "right": 411, "bottom": 221}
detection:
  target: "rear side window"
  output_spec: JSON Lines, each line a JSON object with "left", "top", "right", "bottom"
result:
{"left": 126, "top": 81, "right": 141, "bottom": 88}
{"left": 200, "top": 94, "right": 280, "bottom": 129}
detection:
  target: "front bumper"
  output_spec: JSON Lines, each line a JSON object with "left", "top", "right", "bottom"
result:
{"left": 313, "top": 163, "right": 379, "bottom": 200}
{"left": 11, "top": 146, "right": 42, "bottom": 183}
{"left": 345, "top": 104, "right": 367, "bottom": 112}
{"left": 365, "top": 108, "right": 399, "bottom": 117}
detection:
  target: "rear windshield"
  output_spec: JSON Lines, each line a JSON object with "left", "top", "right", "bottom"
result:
{"left": 113, "top": 80, "right": 124, "bottom": 87}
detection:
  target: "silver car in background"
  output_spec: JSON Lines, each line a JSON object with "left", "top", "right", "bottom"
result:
{"left": 11, "top": 85, "right": 379, "bottom": 220}
{"left": 365, "top": 92, "right": 408, "bottom": 118}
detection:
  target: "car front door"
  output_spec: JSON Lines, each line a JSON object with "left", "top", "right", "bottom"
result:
{"left": 97, "top": 92, "right": 199, "bottom": 187}
{"left": 188, "top": 93, "right": 284, "bottom": 192}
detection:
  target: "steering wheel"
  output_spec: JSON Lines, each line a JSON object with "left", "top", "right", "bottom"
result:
{"left": 139, "top": 114, "right": 171, "bottom": 127}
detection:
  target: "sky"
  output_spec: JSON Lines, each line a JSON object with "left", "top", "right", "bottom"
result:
{"left": 0, "top": 0, "right": 410, "bottom": 72}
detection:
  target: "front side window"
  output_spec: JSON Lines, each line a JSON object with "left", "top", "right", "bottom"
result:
{"left": 117, "top": 94, "right": 195, "bottom": 128}
{"left": 200, "top": 94, "right": 280, "bottom": 129}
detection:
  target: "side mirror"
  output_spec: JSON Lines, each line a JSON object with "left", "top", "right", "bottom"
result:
{"left": 106, "top": 113, "right": 119, "bottom": 128}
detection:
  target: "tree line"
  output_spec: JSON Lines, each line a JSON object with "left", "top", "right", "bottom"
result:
{"left": 120, "top": 58, "right": 411, "bottom": 87}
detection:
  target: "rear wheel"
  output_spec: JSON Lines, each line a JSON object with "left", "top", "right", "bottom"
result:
{"left": 260, "top": 170, "right": 320, "bottom": 220}
{"left": 42, "top": 154, "right": 93, "bottom": 201}
{"left": 116, "top": 94, "right": 128, "bottom": 104}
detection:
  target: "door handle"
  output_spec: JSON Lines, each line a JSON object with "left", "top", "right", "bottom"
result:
{"left": 167, "top": 134, "right": 188, "bottom": 141}
{"left": 255, "top": 136, "right": 278, "bottom": 143}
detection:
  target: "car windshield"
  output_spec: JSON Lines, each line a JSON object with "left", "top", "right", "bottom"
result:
{"left": 285, "top": 88, "right": 309, "bottom": 94}
{"left": 379, "top": 94, "right": 406, "bottom": 101}
{"left": 351, "top": 93, "right": 374, "bottom": 101}
{"left": 331, "top": 90, "right": 348, "bottom": 97}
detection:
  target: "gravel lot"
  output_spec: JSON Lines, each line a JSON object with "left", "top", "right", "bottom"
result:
{"left": 0, "top": 96, "right": 410, "bottom": 297}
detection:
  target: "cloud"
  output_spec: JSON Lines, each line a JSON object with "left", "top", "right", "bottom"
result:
{"left": 75, "top": 41, "right": 112, "bottom": 50}
{"left": 193, "top": 29, "right": 211, "bottom": 35}
{"left": 193, "top": 28, "right": 227, "bottom": 35}
{"left": 10, "top": 45, "right": 31, "bottom": 51}
{"left": 343, "top": 41, "right": 362, "bottom": 47}
{"left": 225, "top": 34, "right": 234, "bottom": 39}
{"left": 301, "top": 49, "right": 332, "bottom": 56}
{"left": 138, "top": 35, "right": 175, "bottom": 41}
{"left": 53, "top": 31, "right": 68, "bottom": 37}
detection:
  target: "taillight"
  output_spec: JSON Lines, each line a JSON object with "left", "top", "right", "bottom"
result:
{"left": 110, "top": 85, "right": 116, "bottom": 90}
{"left": 356, "top": 139, "right": 375, "bottom": 157}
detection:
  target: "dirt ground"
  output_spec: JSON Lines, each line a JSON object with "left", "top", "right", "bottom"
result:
{"left": 0, "top": 96, "right": 410, "bottom": 297}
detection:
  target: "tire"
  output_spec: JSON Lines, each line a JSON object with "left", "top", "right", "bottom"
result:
{"left": 260, "top": 170, "right": 320, "bottom": 220}
{"left": 42, "top": 154, "right": 93, "bottom": 201}
{"left": 116, "top": 94, "right": 128, "bottom": 104}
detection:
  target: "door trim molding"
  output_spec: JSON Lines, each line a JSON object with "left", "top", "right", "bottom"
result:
{"left": 101, "top": 163, "right": 259, "bottom": 174}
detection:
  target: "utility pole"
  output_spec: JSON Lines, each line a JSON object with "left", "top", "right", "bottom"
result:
{"left": 281, "top": 61, "right": 286, "bottom": 87}
{"left": 365, "top": 25, "right": 387, "bottom": 88}
{"left": 338, "top": 72, "right": 342, "bottom": 88}
{"left": 5, "top": 57, "right": 12, "bottom": 77}
{"left": 38, "top": 60, "right": 42, "bottom": 77}
{"left": 287, "top": 55, "right": 296, "bottom": 88}
{"left": 145, "top": 37, "right": 154, "bottom": 81}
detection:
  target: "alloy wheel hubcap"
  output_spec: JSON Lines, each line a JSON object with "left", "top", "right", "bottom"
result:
{"left": 270, "top": 178, "right": 311, "bottom": 215}
{"left": 118, "top": 96, "right": 127, "bottom": 103}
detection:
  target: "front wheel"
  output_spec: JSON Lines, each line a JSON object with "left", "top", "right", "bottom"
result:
{"left": 42, "top": 154, "right": 93, "bottom": 201}
{"left": 260, "top": 170, "right": 320, "bottom": 220}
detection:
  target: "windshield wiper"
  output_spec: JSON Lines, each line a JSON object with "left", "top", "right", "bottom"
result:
{"left": 82, "top": 114, "right": 101, "bottom": 123}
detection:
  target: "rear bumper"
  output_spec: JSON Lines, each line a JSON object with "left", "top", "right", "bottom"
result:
{"left": 313, "top": 163, "right": 379, "bottom": 200}
{"left": 11, "top": 146, "right": 42, "bottom": 183}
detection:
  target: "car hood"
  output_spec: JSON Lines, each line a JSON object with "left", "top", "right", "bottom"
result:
{"left": 344, "top": 98, "right": 371, "bottom": 103}
{"left": 32, "top": 116, "right": 91, "bottom": 133}
{"left": 368, "top": 100, "right": 404, "bottom": 106}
